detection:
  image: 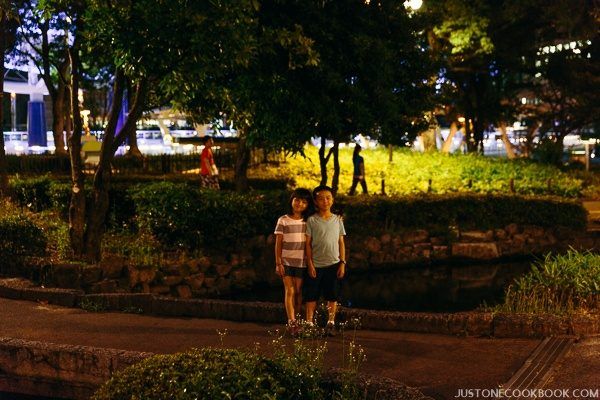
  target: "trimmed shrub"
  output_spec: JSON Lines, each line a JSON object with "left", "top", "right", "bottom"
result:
{"left": 130, "top": 182, "right": 202, "bottom": 250}
{"left": 0, "top": 215, "right": 47, "bottom": 258}
{"left": 337, "top": 194, "right": 587, "bottom": 234}
{"left": 92, "top": 348, "right": 325, "bottom": 400}
{"left": 10, "top": 175, "right": 55, "bottom": 211}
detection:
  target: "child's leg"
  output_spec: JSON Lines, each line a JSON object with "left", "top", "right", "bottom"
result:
{"left": 292, "top": 277, "right": 303, "bottom": 320}
{"left": 326, "top": 301, "right": 337, "bottom": 324}
{"left": 323, "top": 265, "right": 340, "bottom": 324}
{"left": 305, "top": 301, "right": 317, "bottom": 324}
{"left": 283, "top": 275, "right": 296, "bottom": 322}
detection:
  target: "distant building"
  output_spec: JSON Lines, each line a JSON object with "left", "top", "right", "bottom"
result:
{"left": 2, "top": 63, "right": 52, "bottom": 146}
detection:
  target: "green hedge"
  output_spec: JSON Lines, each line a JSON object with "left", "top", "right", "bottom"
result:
{"left": 7, "top": 178, "right": 587, "bottom": 251}
{"left": 336, "top": 194, "right": 588, "bottom": 233}
{"left": 130, "top": 183, "right": 287, "bottom": 249}
{"left": 0, "top": 215, "right": 47, "bottom": 259}
{"left": 93, "top": 348, "right": 327, "bottom": 400}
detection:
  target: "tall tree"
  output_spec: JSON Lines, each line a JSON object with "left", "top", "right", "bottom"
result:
{"left": 61, "top": 0, "right": 258, "bottom": 261}
{"left": 0, "top": 1, "right": 18, "bottom": 195}
{"left": 13, "top": 0, "right": 70, "bottom": 154}
{"left": 268, "top": 0, "right": 432, "bottom": 193}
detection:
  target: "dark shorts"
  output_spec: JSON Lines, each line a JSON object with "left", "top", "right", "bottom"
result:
{"left": 284, "top": 266, "right": 306, "bottom": 279}
{"left": 303, "top": 264, "right": 341, "bottom": 302}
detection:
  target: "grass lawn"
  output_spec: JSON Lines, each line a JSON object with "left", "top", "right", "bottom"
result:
{"left": 250, "top": 145, "right": 584, "bottom": 197}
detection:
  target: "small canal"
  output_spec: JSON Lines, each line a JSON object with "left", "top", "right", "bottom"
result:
{"left": 232, "top": 256, "right": 534, "bottom": 312}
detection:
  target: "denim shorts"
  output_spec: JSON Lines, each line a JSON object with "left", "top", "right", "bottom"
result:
{"left": 303, "top": 264, "right": 340, "bottom": 302}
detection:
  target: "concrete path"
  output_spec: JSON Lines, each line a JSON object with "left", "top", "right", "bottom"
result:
{"left": 0, "top": 297, "right": 542, "bottom": 399}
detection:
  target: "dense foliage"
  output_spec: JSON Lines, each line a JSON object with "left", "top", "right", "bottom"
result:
{"left": 8, "top": 177, "right": 586, "bottom": 252}
{"left": 93, "top": 348, "right": 327, "bottom": 400}
{"left": 501, "top": 250, "right": 600, "bottom": 315}
{"left": 252, "top": 147, "right": 584, "bottom": 197}
{"left": 0, "top": 215, "right": 47, "bottom": 259}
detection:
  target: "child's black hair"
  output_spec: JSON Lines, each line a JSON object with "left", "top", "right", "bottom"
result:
{"left": 312, "top": 185, "right": 334, "bottom": 199}
{"left": 288, "top": 188, "right": 314, "bottom": 220}
{"left": 201, "top": 135, "right": 213, "bottom": 144}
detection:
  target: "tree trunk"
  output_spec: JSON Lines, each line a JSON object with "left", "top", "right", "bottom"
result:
{"left": 126, "top": 128, "right": 143, "bottom": 159}
{"left": 441, "top": 122, "right": 458, "bottom": 153}
{"left": 0, "top": 12, "right": 8, "bottom": 195}
{"left": 52, "top": 68, "right": 68, "bottom": 155}
{"left": 331, "top": 140, "right": 340, "bottom": 194}
{"left": 83, "top": 73, "right": 146, "bottom": 262}
{"left": 522, "top": 121, "right": 540, "bottom": 158}
{"left": 319, "top": 136, "right": 328, "bottom": 186}
{"left": 499, "top": 122, "right": 517, "bottom": 159}
{"left": 234, "top": 130, "right": 250, "bottom": 192}
{"left": 388, "top": 144, "right": 393, "bottom": 163}
{"left": 420, "top": 128, "right": 437, "bottom": 152}
{"left": 67, "top": 37, "right": 86, "bottom": 258}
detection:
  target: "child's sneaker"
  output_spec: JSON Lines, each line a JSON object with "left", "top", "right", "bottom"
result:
{"left": 287, "top": 320, "right": 300, "bottom": 338}
{"left": 324, "top": 322, "right": 337, "bottom": 337}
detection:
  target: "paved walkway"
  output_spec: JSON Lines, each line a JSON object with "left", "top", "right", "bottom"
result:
{"left": 1, "top": 297, "right": 598, "bottom": 399}
{"left": 0, "top": 297, "right": 541, "bottom": 399}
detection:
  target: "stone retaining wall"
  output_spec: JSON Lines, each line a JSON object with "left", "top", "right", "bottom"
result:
{"left": 0, "top": 337, "right": 432, "bottom": 400}
{"left": 15, "top": 224, "right": 599, "bottom": 302}
{"left": 0, "top": 337, "right": 150, "bottom": 400}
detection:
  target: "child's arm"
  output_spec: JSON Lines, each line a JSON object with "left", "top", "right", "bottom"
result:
{"left": 274, "top": 234, "right": 284, "bottom": 277}
{"left": 305, "top": 235, "right": 317, "bottom": 278}
{"left": 337, "top": 235, "right": 346, "bottom": 279}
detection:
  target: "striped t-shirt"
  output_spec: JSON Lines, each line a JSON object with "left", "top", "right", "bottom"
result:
{"left": 274, "top": 215, "right": 307, "bottom": 268}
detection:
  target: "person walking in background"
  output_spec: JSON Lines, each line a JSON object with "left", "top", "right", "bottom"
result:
{"left": 304, "top": 185, "right": 346, "bottom": 336}
{"left": 348, "top": 143, "right": 367, "bottom": 195}
{"left": 200, "top": 136, "right": 220, "bottom": 189}
{"left": 274, "top": 188, "right": 313, "bottom": 335}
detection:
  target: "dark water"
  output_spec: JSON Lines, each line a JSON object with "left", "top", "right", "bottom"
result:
{"left": 231, "top": 258, "right": 533, "bottom": 312}
{"left": 0, "top": 393, "right": 67, "bottom": 400}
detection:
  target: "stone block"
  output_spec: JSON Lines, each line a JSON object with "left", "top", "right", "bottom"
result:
{"left": 138, "top": 268, "right": 157, "bottom": 285}
{"left": 163, "top": 275, "right": 183, "bottom": 287}
{"left": 204, "top": 277, "right": 217, "bottom": 288}
{"left": 380, "top": 233, "right": 391, "bottom": 245}
{"left": 432, "top": 245, "right": 449, "bottom": 258}
{"left": 50, "top": 263, "right": 82, "bottom": 289}
{"left": 460, "top": 230, "right": 493, "bottom": 242}
{"left": 451, "top": 243, "right": 499, "bottom": 260}
{"left": 98, "top": 255, "right": 127, "bottom": 279}
{"left": 430, "top": 236, "right": 445, "bottom": 245}
{"left": 215, "top": 264, "right": 233, "bottom": 277}
{"left": 184, "top": 273, "right": 205, "bottom": 290}
{"left": 81, "top": 266, "right": 102, "bottom": 285}
{"left": 176, "top": 285, "right": 193, "bottom": 299}
{"left": 89, "top": 279, "right": 119, "bottom": 294}
{"left": 150, "top": 285, "right": 170, "bottom": 295}
{"left": 403, "top": 229, "right": 429, "bottom": 244}
{"left": 364, "top": 237, "right": 381, "bottom": 253}
{"left": 522, "top": 225, "right": 546, "bottom": 238}
{"left": 505, "top": 223, "right": 519, "bottom": 236}
{"left": 231, "top": 269, "right": 256, "bottom": 285}
{"left": 494, "top": 229, "right": 507, "bottom": 240}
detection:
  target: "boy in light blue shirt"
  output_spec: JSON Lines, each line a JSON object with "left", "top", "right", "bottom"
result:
{"left": 304, "top": 185, "right": 346, "bottom": 335}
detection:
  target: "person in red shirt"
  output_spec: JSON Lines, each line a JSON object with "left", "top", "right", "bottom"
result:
{"left": 200, "top": 136, "right": 220, "bottom": 189}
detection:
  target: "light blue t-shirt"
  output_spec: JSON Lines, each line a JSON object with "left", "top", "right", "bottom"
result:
{"left": 306, "top": 214, "right": 346, "bottom": 268}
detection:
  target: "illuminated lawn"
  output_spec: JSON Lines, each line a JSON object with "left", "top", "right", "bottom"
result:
{"left": 250, "top": 146, "right": 583, "bottom": 197}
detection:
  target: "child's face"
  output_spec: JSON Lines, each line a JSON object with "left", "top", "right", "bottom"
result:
{"left": 291, "top": 197, "right": 309, "bottom": 214}
{"left": 314, "top": 190, "right": 334, "bottom": 212}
